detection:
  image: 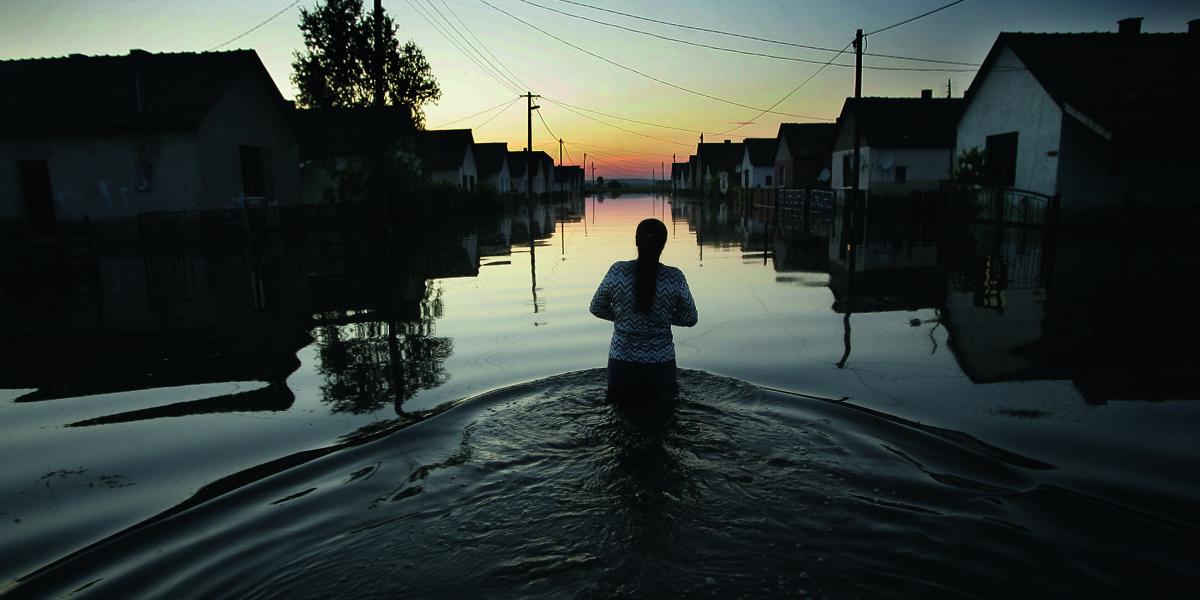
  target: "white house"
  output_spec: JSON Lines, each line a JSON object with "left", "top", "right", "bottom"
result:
{"left": 0, "top": 49, "right": 299, "bottom": 231}
{"left": 473, "top": 142, "right": 510, "bottom": 192}
{"left": 696, "top": 141, "right": 743, "bottom": 194}
{"left": 773, "top": 123, "right": 836, "bottom": 189}
{"left": 956, "top": 18, "right": 1198, "bottom": 218}
{"left": 739, "top": 138, "right": 776, "bottom": 188}
{"left": 418, "top": 129, "right": 476, "bottom": 191}
{"left": 831, "top": 93, "right": 963, "bottom": 194}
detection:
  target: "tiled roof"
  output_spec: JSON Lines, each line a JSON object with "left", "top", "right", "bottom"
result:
{"left": 417, "top": 129, "right": 474, "bottom": 170}
{"left": 473, "top": 142, "right": 509, "bottom": 177}
{"left": 293, "top": 107, "right": 414, "bottom": 158}
{"left": 777, "top": 123, "right": 836, "bottom": 158}
{"left": 0, "top": 49, "right": 276, "bottom": 135}
{"left": 835, "top": 98, "right": 963, "bottom": 149}
{"left": 976, "top": 31, "right": 1199, "bottom": 136}
{"left": 742, "top": 137, "right": 777, "bottom": 166}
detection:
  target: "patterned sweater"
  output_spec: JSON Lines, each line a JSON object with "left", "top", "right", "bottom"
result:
{"left": 589, "top": 260, "right": 698, "bottom": 363}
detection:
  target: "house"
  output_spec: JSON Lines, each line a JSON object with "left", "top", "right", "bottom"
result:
{"left": 739, "top": 138, "right": 777, "bottom": 188}
{"left": 773, "top": 123, "right": 836, "bottom": 189}
{"left": 831, "top": 93, "right": 963, "bottom": 194}
{"left": 294, "top": 107, "right": 415, "bottom": 204}
{"left": 0, "top": 49, "right": 299, "bottom": 231}
{"left": 506, "top": 151, "right": 528, "bottom": 195}
{"left": 535, "top": 151, "right": 554, "bottom": 196}
{"left": 553, "top": 165, "right": 584, "bottom": 195}
{"left": 955, "top": 18, "right": 1199, "bottom": 218}
{"left": 671, "top": 161, "right": 689, "bottom": 191}
{"left": 505, "top": 149, "right": 552, "bottom": 196}
{"left": 473, "top": 142, "right": 510, "bottom": 192}
{"left": 697, "top": 141, "right": 744, "bottom": 194}
{"left": 417, "top": 129, "right": 476, "bottom": 191}
{"left": 687, "top": 154, "right": 699, "bottom": 191}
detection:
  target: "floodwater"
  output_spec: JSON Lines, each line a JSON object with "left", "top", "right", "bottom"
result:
{"left": 2, "top": 193, "right": 1198, "bottom": 597}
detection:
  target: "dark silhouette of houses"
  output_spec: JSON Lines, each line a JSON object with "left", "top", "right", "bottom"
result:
{"left": 294, "top": 107, "right": 415, "bottom": 204}
{"left": 740, "top": 138, "right": 777, "bottom": 188}
{"left": 0, "top": 49, "right": 300, "bottom": 230}
{"left": 773, "top": 123, "right": 836, "bottom": 189}
{"left": 553, "top": 165, "right": 584, "bottom": 195}
{"left": 831, "top": 95, "right": 963, "bottom": 193}
{"left": 956, "top": 18, "right": 1200, "bottom": 218}
{"left": 416, "top": 129, "right": 476, "bottom": 191}
{"left": 697, "top": 140, "right": 744, "bottom": 194}
{"left": 472, "top": 142, "right": 511, "bottom": 192}
{"left": 671, "top": 161, "right": 688, "bottom": 191}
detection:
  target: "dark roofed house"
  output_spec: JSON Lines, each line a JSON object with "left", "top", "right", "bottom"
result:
{"left": 739, "top": 138, "right": 777, "bottom": 188}
{"left": 473, "top": 142, "right": 510, "bottom": 192}
{"left": 294, "top": 107, "right": 415, "bottom": 204}
{"left": 697, "top": 141, "right": 744, "bottom": 194}
{"left": 956, "top": 20, "right": 1199, "bottom": 219}
{"left": 417, "top": 129, "right": 476, "bottom": 191}
{"left": 1, "top": 49, "right": 299, "bottom": 230}
{"left": 773, "top": 123, "right": 836, "bottom": 189}
{"left": 831, "top": 95, "right": 963, "bottom": 193}
{"left": 506, "top": 150, "right": 529, "bottom": 195}
{"left": 671, "top": 161, "right": 689, "bottom": 191}
{"left": 554, "top": 165, "right": 584, "bottom": 196}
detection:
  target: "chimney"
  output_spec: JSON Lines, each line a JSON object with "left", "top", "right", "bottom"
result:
{"left": 921, "top": 89, "right": 933, "bottom": 99}
{"left": 1189, "top": 18, "right": 1199, "bottom": 34}
{"left": 1118, "top": 17, "right": 1142, "bottom": 35}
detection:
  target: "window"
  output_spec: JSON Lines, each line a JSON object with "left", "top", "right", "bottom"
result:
{"left": 239, "top": 145, "right": 266, "bottom": 199}
{"left": 743, "top": 171, "right": 749, "bottom": 187}
{"left": 462, "top": 174, "right": 468, "bottom": 190}
{"left": 766, "top": 175, "right": 773, "bottom": 187}
{"left": 985, "top": 132, "right": 1018, "bottom": 188}
{"left": 841, "top": 154, "right": 852, "bottom": 187}
{"left": 894, "top": 166, "right": 908, "bottom": 183}
{"left": 18, "top": 160, "right": 55, "bottom": 232}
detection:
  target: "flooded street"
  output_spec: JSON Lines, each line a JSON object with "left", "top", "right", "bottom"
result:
{"left": 3, "top": 193, "right": 1199, "bottom": 597}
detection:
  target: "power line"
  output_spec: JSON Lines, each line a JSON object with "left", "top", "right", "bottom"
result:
{"left": 550, "top": 0, "right": 979, "bottom": 67}
{"left": 478, "top": 0, "right": 823, "bottom": 119}
{"left": 433, "top": 96, "right": 521, "bottom": 128}
{"left": 543, "top": 95, "right": 770, "bottom": 135}
{"left": 518, "top": 0, "right": 975, "bottom": 72}
{"left": 406, "top": 0, "right": 523, "bottom": 94}
{"left": 535, "top": 108, "right": 558, "bottom": 140}
{"left": 539, "top": 97, "right": 694, "bottom": 148}
{"left": 473, "top": 97, "right": 521, "bottom": 130}
{"left": 208, "top": 0, "right": 301, "bottom": 51}
{"left": 718, "top": 39, "right": 854, "bottom": 136}
{"left": 567, "top": 140, "right": 675, "bottom": 158}
{"left": 436, "top": 0, "right": 530, "bottom": 90}
{"left": 865, "top": 0, "right": 970, "bottom": 37}
{"left": 419, "top": 0, "right": 526, "bottom": 93}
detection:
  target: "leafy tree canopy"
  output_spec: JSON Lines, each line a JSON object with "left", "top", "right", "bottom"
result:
{"left": 291, "top": 0, "right": 441, "bottom": 126}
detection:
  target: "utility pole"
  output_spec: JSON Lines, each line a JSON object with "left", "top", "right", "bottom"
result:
{"left": 946, "top": 78, "right": 952, "bottom": 98}
{"left": 661, "top": 161, "right": 665, "bottom": 196}
{"left": 672, "top": 153, "right": 676, "bottom": 194}
{"left": 524, "top": 92, "right": 540, "bottom": 202}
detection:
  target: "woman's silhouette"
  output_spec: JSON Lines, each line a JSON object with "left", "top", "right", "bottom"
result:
{"left": 590, "top": 218, "right": 698, "bottom": 398}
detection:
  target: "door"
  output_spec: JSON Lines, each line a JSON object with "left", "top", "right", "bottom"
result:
{"left": 18, "top": 160, "right": 55, "bottom": 233}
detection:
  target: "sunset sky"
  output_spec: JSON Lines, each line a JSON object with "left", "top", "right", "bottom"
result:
{"left": 1, "top": 0, "right": 1195, "bottom": 178}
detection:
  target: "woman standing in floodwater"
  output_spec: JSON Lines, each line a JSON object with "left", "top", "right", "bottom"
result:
{"left": 590, "top": 218, "right": 698, "bottom": 396}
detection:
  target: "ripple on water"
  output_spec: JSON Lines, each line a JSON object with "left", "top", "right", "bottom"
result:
{"left": 11, "top": 370, "right": 1199, "bottom": 598}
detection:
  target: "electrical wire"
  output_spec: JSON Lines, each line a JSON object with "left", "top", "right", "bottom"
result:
{"left": 538, "top": 97, "right": 695, "bottom": 148}
{"left": 407, "top": 0, "right": 524, "bottom": 94}
{"left": 718, "top": 39, "right": 854, "bottom": 136}
{"left": 433, "top": 96, "right": 521, "bottom": 128}
{"left": 208, "top": 0, "right": 301, "bottom": 51}
{"left": 472, "top": 97, "right": 521, "bottom": 130}
{"left": 423, "top": 0, "right": 527, "bottom": 92}
{"left": 542, "top": 95, "right": 769, "bottom": 135}
{"left": 478, "top": 0, "right": 823, "bottom": 119}
{"left": 536, "top": 108, "right": 558, "bottom": 140}
{"left": 550, "top": 0, "right": 979, "bottom": 67}
{"left": 865, "top": 0, "right": 970, "bottom": 37}
{"left": 437, "top": 0, "right": 531, "bottom": 91}
{"left": 518, "top": 0, "right": 975, "bottom": 72}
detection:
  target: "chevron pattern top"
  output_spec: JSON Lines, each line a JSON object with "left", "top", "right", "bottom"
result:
{"left": 590, "top": 260, "right": 698, "bottom": 363}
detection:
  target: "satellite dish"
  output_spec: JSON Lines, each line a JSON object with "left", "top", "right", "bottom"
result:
{"left": 818, "top": 168, "right": 831, "bottom": 183}
{"left": 878, "top": 150, "right": 895, "bottom": 170}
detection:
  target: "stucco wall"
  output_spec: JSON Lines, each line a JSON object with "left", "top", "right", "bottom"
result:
{"left": 956, "top": 46, "right": 1062, "bottom": 196}
{"left": 0, "top": 131, "right": 200, "bottom": 220}
{"left": 198, "top": 67, "right": 300, "bottom": 209}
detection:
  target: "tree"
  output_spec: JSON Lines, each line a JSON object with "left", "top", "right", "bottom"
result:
{"left": 950, "top": 147, "right": 987, "bottom": 190}
{"left": 291, "top": 0, "right": 440, "bottom": 126}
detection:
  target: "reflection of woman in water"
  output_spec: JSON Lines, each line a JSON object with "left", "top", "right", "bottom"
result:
{"left": 590, "top": 218, "right": 698, "bottom": 397}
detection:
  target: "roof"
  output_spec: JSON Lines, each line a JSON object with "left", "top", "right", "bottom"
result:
{"left": 834, "top": 97, "right": 963, "bottom": 149}
{"left": 417, "top": 129, "right": 474, "bottom": 170}
{"left": 697, "top": 142, "right": 744, "bottom": 172}
{"left": 473, "top": 142, "right": 509, "bottom": 177}
{"left": 506, "top": 150, "right": 528, "bottom": 177}
{"left": 742, "top": 138, "right": 777, "bottom": 166}
{"left": 0, "top": 49, "right": 280, "bottom": 135}
{"left": 554, "top": 165, "right": 584, "bottom": 181}
{"left": 968, "top": 31, "right": 1200, "bottom": 137}
{"left": 293, "top": 107, "right": 414, "bottom": 158}
{"left": 777, "top": 123, "right": 836, "bottom": 159}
